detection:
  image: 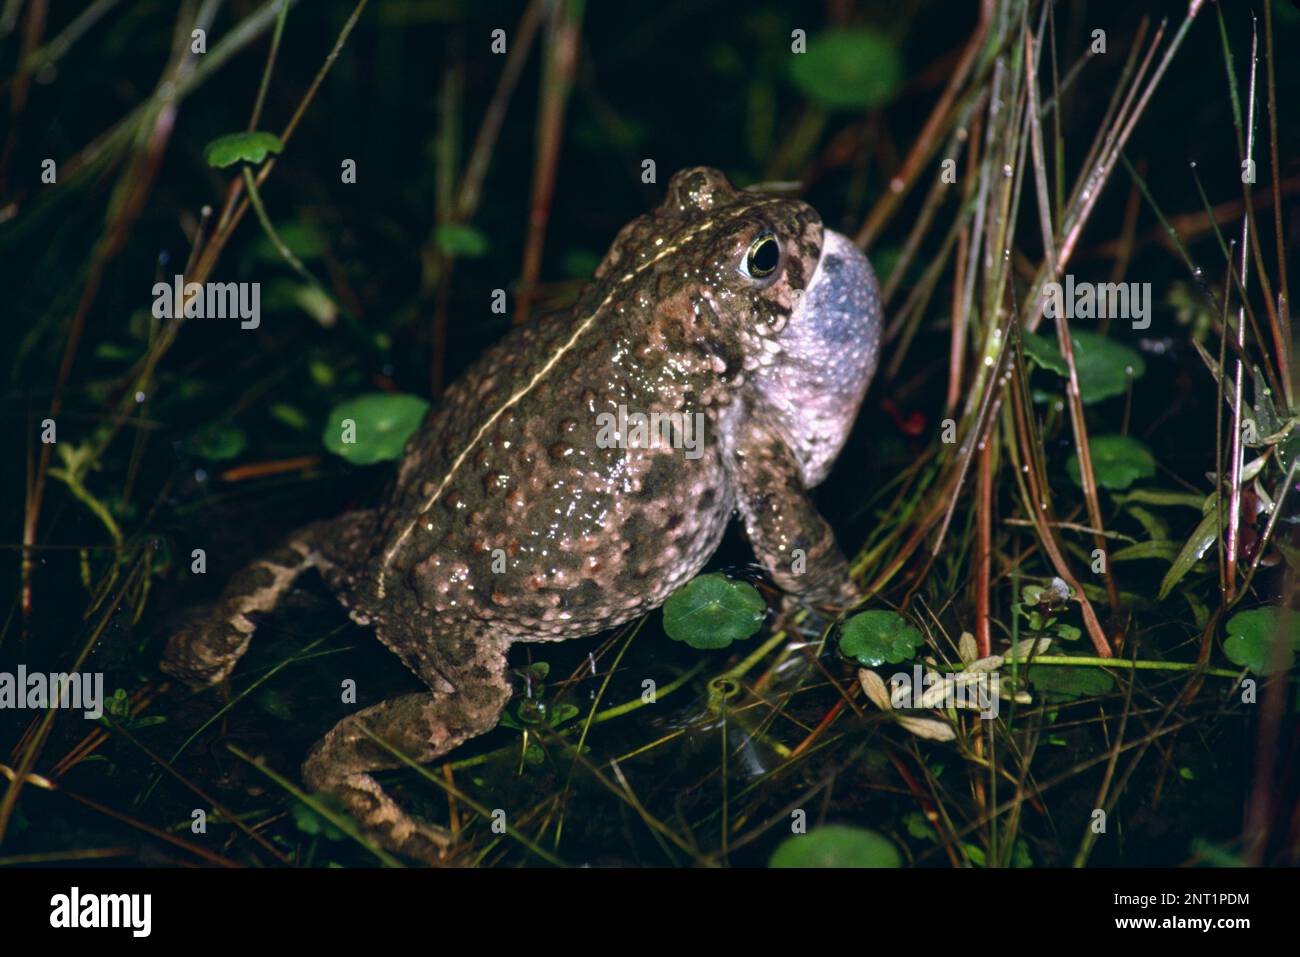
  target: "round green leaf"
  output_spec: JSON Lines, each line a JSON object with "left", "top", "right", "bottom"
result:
{"left": 1019, "top": 330, "right": 1068, "bottom": 376}
{"left": 435, "top": 223, "right": 489, "bottom": 258}
{"left": 1066, "top": 434, "right": 1156, "bottom": 490}
{"left": 1223, "top": 607, "right": 1300, "bottom": 675}
{"left": 769, "top": 826, "right": 900, "bottom": 868}
{"left": 1026, "top": 665, "right": 1114, "bottom": 699}
{"left": 515, "top": 698, "right": 547, "bottom": 726}
{"left": 789, "top": 30, "right": 903, "bottom": 110}
{"left": 1022, "top": 330, "right": 1146, "bottom": 404}
{"left": 323, "top": 393, "right": 431, "bottom": 465}
{"left": 662, "top": 573, "right": 766, "bottom": 650}
{"left": 204, "top": 130, "right": 285, "bottom": 168}
{"left": 839, "top": 609, "right": 924, "bottom": 666}
{"left": 1072, "top": 331, "right": 1147, "bottom": 402}
{"left": 547, "top": 702, "right": 580, "bottom": 728}
{"left": 521, "top": 661, "right": 550, "bottom": 682}
{"left": 191, "top": 422, "right": 247, "bottom": 461}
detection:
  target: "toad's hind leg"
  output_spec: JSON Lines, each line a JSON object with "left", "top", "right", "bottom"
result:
{"left": 161, "top": 512, "right": 374, "bottom": 689}
{"left": 301, "top": 629, "right": 512, "bottom": 864}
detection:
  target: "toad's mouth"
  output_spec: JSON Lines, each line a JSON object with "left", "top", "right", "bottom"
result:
{"left": 762, "top": 228, "right": 883, "bottom": 487}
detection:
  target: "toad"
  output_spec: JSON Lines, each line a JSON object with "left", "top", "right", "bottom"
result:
{"left": 163, "top": 167, "right": 882, "bottom": 861}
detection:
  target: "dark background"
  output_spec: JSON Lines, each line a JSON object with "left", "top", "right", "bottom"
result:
{"left": 0, "top": 0, "right": 1295, "bottom": 867}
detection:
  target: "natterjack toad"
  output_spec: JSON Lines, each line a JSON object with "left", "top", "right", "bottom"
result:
{"left": 162, "top": 167, "right": 882, "bottom": 862}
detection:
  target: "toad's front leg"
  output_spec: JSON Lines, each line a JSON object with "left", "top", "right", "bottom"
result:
{"left": 725, "top": 412, "right": 861, "bottom": 612}
{"left": 301, "top": 627, "right": 512, "bottom": 864}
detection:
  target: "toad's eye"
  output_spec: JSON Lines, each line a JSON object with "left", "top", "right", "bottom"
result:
{"left": 741, "top": 231, "right": 780, "bottom": 279}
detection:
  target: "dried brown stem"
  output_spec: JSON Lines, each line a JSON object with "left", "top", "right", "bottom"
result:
{"left": 855, "top": 0, "right": 993, "bottom": 248}
{"left": 513, "top": 0, "right": 582, "bottom": 327}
